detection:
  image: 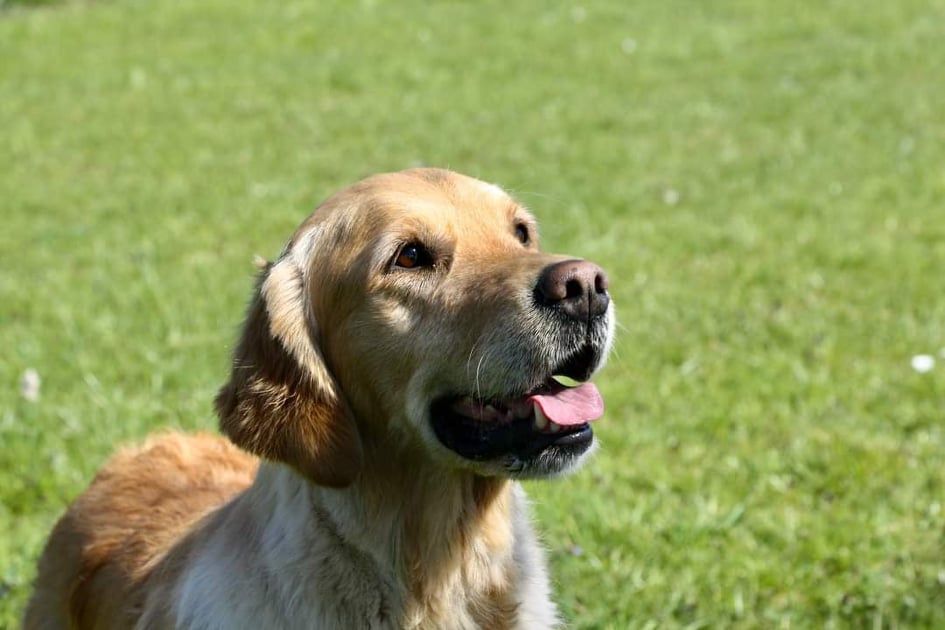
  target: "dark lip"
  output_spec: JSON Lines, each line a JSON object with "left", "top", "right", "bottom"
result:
{"left": 430, "top": 397, "right": 593, "bottom": 462}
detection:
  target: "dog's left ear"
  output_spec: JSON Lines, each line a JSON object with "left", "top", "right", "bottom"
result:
{"left": 215, "top": 235, "right": 363, "bottom": 487}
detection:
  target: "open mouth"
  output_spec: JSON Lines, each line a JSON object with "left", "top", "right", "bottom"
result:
{"left": 430, "top": 347, "right": 604, "bottom": 464}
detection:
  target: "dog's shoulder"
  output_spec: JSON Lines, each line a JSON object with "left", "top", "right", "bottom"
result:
{"left": 24, "top": 432, "right": 257, "bottom": 629}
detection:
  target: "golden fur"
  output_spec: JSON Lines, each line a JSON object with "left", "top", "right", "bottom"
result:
{"left": 25, "top": 168, "right": 612, "bottom": 629}
{"left": 26, "top": 433, "right": 258, "bottom": 628}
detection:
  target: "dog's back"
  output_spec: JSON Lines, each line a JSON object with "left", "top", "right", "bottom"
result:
{"left": 24, "top": 432, "right": 257, "bottom": 629}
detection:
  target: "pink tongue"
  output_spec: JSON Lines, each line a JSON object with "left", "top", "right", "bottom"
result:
{"left": 528, "top": 382, "right": 604, "bottom": 426}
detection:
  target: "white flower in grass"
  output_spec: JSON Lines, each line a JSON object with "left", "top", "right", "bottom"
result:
{"left": 20, "top": 368, "right": 41, "bottom": 402}
{"left": 911, "top": 354, "right": 935, "bottom": 373}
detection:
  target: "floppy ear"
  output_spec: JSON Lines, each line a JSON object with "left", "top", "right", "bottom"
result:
{"left": 215, "top": 240, "right": 363, "bottom": 487}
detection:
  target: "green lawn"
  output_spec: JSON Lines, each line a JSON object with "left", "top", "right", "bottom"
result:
{"left": 2, "top": 0, "right": 945, "bottom": 627}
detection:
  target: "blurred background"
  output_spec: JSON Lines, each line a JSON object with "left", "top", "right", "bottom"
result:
{"left": 2, "top": 0, "right": 944, "bottom": 627}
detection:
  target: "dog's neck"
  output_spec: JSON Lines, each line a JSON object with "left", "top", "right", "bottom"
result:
{"left": 246, "top": 452, "right": 519, "bottom": 627}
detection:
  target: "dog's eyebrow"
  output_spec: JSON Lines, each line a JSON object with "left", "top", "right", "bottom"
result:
{"left": 508, "top": 202, "right": 535, "bottom": 221}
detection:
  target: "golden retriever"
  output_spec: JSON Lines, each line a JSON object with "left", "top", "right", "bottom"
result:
{"left": 25, "top": 168, "right": 615, "bottom": 629}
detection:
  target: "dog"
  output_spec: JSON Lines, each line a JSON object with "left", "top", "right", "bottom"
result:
{"left": 25, "top": 168, "right": 615, "bottom": 629}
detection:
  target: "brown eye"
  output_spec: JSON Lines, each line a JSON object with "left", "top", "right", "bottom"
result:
{"left": 514, "top": 223, "right": 529, "bottom": 244}
{"left": 395, "top": 243, "right": 433, "bottom": 269}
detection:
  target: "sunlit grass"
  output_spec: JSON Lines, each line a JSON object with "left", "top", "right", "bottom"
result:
{"left": 2, "top": 0, "right": 944, "bottom": 626}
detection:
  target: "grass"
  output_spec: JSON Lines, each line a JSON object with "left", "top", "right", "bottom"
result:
{"left": 2, "top": 0, "right": 944, "bottom": 626}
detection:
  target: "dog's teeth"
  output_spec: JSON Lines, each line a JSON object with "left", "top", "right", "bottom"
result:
{"left": 548, "top": 421, "right": 561, "bottom": 434}
{"left": 534, "top": 405, "right": 549, "bottom": 430}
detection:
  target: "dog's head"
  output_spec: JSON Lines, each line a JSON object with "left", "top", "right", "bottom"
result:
{"left": 216, "top": 169, "right": 615, "bottom": 486}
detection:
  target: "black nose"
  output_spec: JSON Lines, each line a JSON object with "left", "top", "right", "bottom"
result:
{"left": 535, "top": 259, "right": 610, "bottom": 322}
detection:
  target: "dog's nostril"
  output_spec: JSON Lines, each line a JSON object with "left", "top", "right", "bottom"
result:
{"left": 564, "top": 278, "right": 583, "bottom": 300}
{"left": 594, "top": 272, "right": 609, "bottom": 294}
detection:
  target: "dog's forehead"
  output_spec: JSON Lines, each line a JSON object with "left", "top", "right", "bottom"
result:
{"left": 376, "top": 170, "right": 527, "bottom": 226}
{"left": 290, "top": 169, "right": 535, "bottom": 263}
{"left": 336, "top": 170, "right": 529, "bottom": 232}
